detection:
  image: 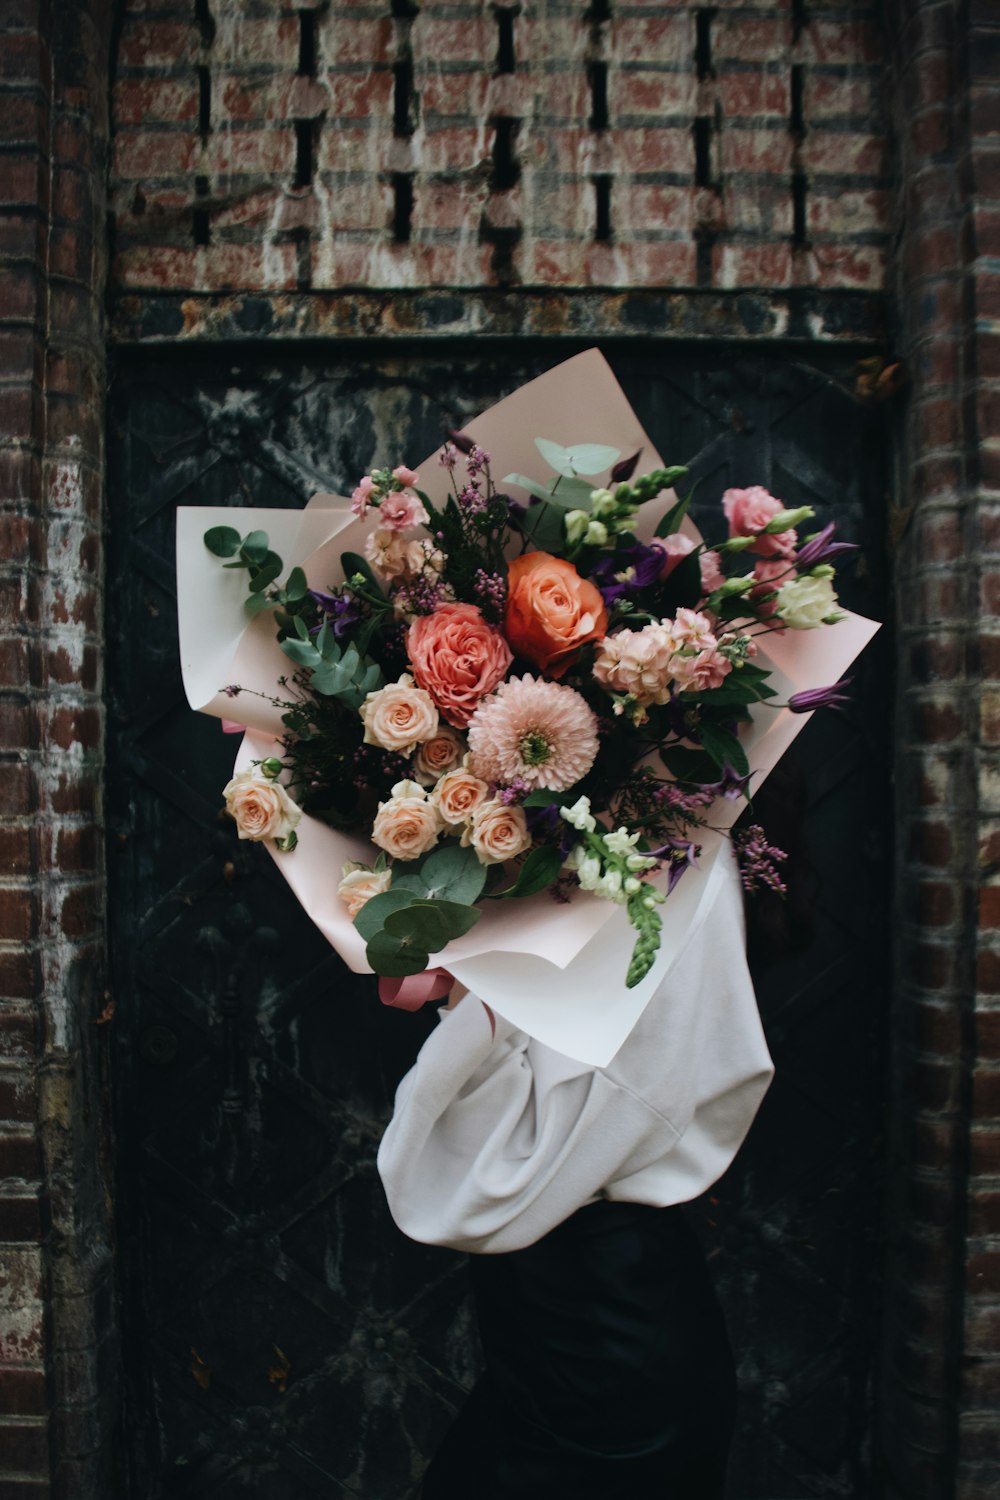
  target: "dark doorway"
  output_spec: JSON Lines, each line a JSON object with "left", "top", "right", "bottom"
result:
{"left": 106, "top": 344, "right": 889, "bottom": 1498}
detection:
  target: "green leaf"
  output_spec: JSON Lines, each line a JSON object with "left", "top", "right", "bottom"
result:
{"left": 494, "top": 845, "right": 563, "bottom": 899}
{"left": 248, "top": 558, "right": 283, "bottom": 593}
{"left": 204, "top": 525, "right": 242, "bottom": 558}
{"left": 520, "top": 501, "right": 569, "bottom": 554}
{"left": 522, "top": 789, "right": 566, "bottom": 808}
{"left": 280, "top": 638, "right": 320, "bottom": 668}
{"left": 503, "top": 472, "right": 563, "bottom": 505}
{"left": 534, "top": 438, "right": 620, "bottom": 477}
{"left": 353, "top": 887, "right": 415, "bottom": 942}
{"left": 404, "top": 844, "right": 488, "bottom": 905}
{"left": 241, "top": 530, "right": 270, "bottom": 565}
{"left": 432, "top": 900, "right": 482, "bottom": 940}
{"left": 285, "top": 566, "right": 308, "bottom": 601}
{"left": 366, "top": 929, "right": 430, "bottom": 978}
{"left": 659, "top": 550, "right": 703, "bottom": 610}
{"left": 384, "top": 901, "right": 450, "bottom": 952}
{"left": 698, "top": 721, "right": 750, "bottom": 777}
{"left": 341, "top": 551, "right": 386, "bottom": 600}
{"left": 660, "top": 746, "right": 718, "bottom": 784}
{"left": 293, "top": 613, "right": 311, "bottom": 641}
{"left": 244, "top": 591, "right": 273, "bottom": 616}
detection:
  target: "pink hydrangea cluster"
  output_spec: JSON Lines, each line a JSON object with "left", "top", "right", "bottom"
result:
{"left": 593, "top": 608, "right": 732, "bottom": 710}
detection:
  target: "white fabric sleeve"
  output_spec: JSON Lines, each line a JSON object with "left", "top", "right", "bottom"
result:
{"left": 375, "top": 843, "right": 773, "bottom": 1255}
{"left": 376, "top": 995, "right": 677, "bottom": 1253}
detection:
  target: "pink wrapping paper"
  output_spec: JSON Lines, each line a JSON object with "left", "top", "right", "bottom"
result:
{"left": 177, "top": 350, "right": 880, "bottom": 1066}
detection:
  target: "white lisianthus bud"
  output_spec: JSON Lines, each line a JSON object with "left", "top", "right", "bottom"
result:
{"left": 763, "top": 505, "right": 815, "bottom": 533}
{"left": 717, "top": 574, "right": 756, "bottom": 596}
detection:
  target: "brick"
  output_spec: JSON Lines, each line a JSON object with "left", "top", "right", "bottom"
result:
{"left": 0, "top": 1366, "right": 46, "bottom": 1417}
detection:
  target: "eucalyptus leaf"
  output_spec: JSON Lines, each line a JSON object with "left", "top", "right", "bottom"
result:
{"left": 534, "top": 438, "right": 621, "bottom": 477}
{"left": 285, "top": 566, "right": 308, "bottom": 601}
{"left": 503, "top": 473, "right": 562, "bottom": 505}
{"left": 244, "top": 591, "right": 273, "bottom": 616}
{"left": 204, "top": 525, "right": 242, "bottom": 558}
{"left": 520, "top": 501, "right": 569, "bottom": 554}
{"left": 407, "top": 844, "right": 487, "bottom": 904}
{"left": 432, "top": 900, "right": 481, "bottom": 940}
{"left": 280, "top": 638, "right": 319, "bottom": 668}
{"left": 353, "top": 887, "right": 415, "bottom": 942}
{"left": 248, "top": 559, "right": 282, "bottom": 593}
{"left": 384, "top": 901, "right": 450, "bottom": 952}
{"left": 241, "top": 530, "right": 270, "bottom": 564}
{"left": 366, "top": 929, "right": 430, "bottom": 978}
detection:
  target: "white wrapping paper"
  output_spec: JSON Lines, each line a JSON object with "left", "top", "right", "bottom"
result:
{"left": 177, "top": 350, "right": 880, "bottom": 1065}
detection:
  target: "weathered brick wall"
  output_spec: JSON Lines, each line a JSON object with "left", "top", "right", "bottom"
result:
{"left": 880, "top": 3, "right": 1000, "bottom": 1498}
{"left": 110, "top": 0, "right": 889, "bottom": 296}
{"left": 0, "top": 0, "right": 117, "bottom": 1495}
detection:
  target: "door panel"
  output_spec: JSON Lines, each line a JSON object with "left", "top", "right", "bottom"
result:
{"left": 107, "top": 346, "right": 888, "bottom": 1499}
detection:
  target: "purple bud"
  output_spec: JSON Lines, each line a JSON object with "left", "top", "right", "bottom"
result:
{"left": 446, "top": 427, "right": 476, "bottom": 455}
{"left": 795, "top": 523, "right": 859, "bottom": 569}
{"left": 610, "top": 450, "right": 643, "bottom": 483}
{"left": 788, "top": 678, "right": 853, "bottom": 714}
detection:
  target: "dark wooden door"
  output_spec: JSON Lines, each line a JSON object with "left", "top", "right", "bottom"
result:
{"left": 107, "top": 345, "right": 889, "bottom": 1499}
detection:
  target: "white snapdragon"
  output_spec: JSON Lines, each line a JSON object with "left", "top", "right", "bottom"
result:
{"left": 560, "top": 796, "right": 597, "bottom": 833}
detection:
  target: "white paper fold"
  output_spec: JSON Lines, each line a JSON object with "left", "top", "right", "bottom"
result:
{"left": 177, "top": 349, "right": 879, "bottom": 1066}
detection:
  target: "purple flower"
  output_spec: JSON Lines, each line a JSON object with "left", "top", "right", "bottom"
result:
{"left": 591, "top": 543, "right": 664, "bottom": 605}
{"left": 308, "top": 588, "right": 362, "bottom": 639}
{"left": 795, "top": 523, "right": 858, "bottom": 569}
{"left": 611, "top": 450, "right": 642, "bottom": 483}
{"left": 647, "top": 835, "right": 701, "bottom": 893}
{"left": 466, "top": 444, "right": 490, "bottom": 476}
{"left": 700, "top": 764, "right": 753, "bottom": 800}
{"left": 788, "top": 678, "right": 852, "bottom": 714}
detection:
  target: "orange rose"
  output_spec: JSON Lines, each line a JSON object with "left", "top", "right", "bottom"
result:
{"left": 505, "top": 552, "right": 608, "bottom": 679}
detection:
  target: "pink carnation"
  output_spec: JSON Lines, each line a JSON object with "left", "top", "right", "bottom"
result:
{"left": 671, "top": 647, "right": 732, "bottom": 693}
{"left": 407, "top": 602, "right": 513, "bottom": 729}
{"left": 392, "top": 465, "right": 420, "bottom": 487}
{"left": 379, "top": 489, "right": 430, "bottom": 531}
{"left": 351, "top": 475, "right": 376, "bottom": 518}
{"left": 467, "top": 675, "right": 599, "bottom": 791}
{"left": 722, "top": 485, "right": 796, "bottom": 558}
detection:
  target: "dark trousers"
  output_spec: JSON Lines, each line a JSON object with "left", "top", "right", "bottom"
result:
{"left": 420, "top": 1198, "right": 737, "bottom": 1500}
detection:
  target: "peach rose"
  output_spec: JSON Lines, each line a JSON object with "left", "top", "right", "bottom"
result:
{"left": 223, "top": 768, "right": 302, "bottom": 842}
{"left": 371, "top": 780, "right": 443, "bottom": 861}
{"left": 337, "top": 862, "right": 392, "bottom": 917}
{"left": 361, "top": 673, "right": 439, "bottom": 756}
{"left": 463, "top": 798, "right": 532, "bottom": 866}
{"left": 505, "top": 552, "right": 608, "bottom": 679}
{"left": 407, "top": 602, "right": 513, "bottom": 729}
{"left": 430, "top": 766, "right": 491, "bottom": 825}
{"left": 412, "top": 725, "right": 467, "bottom": 786}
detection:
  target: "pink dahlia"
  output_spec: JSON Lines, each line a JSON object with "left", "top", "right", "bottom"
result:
{"left": 467, "top": 675, "right": 599, "bottom": 792}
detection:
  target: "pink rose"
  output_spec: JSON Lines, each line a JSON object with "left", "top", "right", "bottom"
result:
{"left": 338, "top": 862, "right": 392, "bottom": 917}
{"left": 463, "top": 798, "right": 532, "bottom": 866}
{"left": 379, "top": 489, "right": 430, "bottom": 531}
{"left": 722, "top": 485, "right": 797, "bottom": 558}
{"left": 431, "top": 767, "right": 491, "bottom": 825}
{"left": 371, "top": 780, "right": 443, "bottom": 861}
{"left": 750, "top": 558, "right": 796, "bottom": 620}
{"left": 412, "top": 726, "right": 466, "bottom": 787}
{"left": 699, "top": 550, "right": 726, "bottom": 593}
{"left": 352, "top": 474, "right": 376, "bottom": 518}
{"left": 650, "top": 533, "right": 695, "bottom": 579}
{"left": 392, "top": 465, "right": 420, "bottom": 487}
{"left": 407, "top": 602, "right": 513, "bottom": 729}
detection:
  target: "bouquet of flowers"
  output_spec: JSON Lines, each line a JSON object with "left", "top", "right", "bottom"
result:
{"left": 177, "top": 351, "right": 878, "bottom": 1065}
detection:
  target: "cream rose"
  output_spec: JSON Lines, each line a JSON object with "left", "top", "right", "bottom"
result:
{"left": 775, "top": 573, "right": 839, "bottom": 629}
{"left": 412, "top": 726, "right": 466, "bottom": 787}
{"left": 223, "top": 768, "right": 302, "bottom": 842}
{"left": 463, "top": 798, "right": 532, "bottom": 866}
{"left": 361, "top": 673, "right": 439, "bottom": 756}
{"left": 431, "top": 767, "right": 491, "bottom": 826}
{"left": 372, "top": 780, "right": 443, "bottom": 861}
{"left": 337, "top": 862, "right": 392, "bottom": 917}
